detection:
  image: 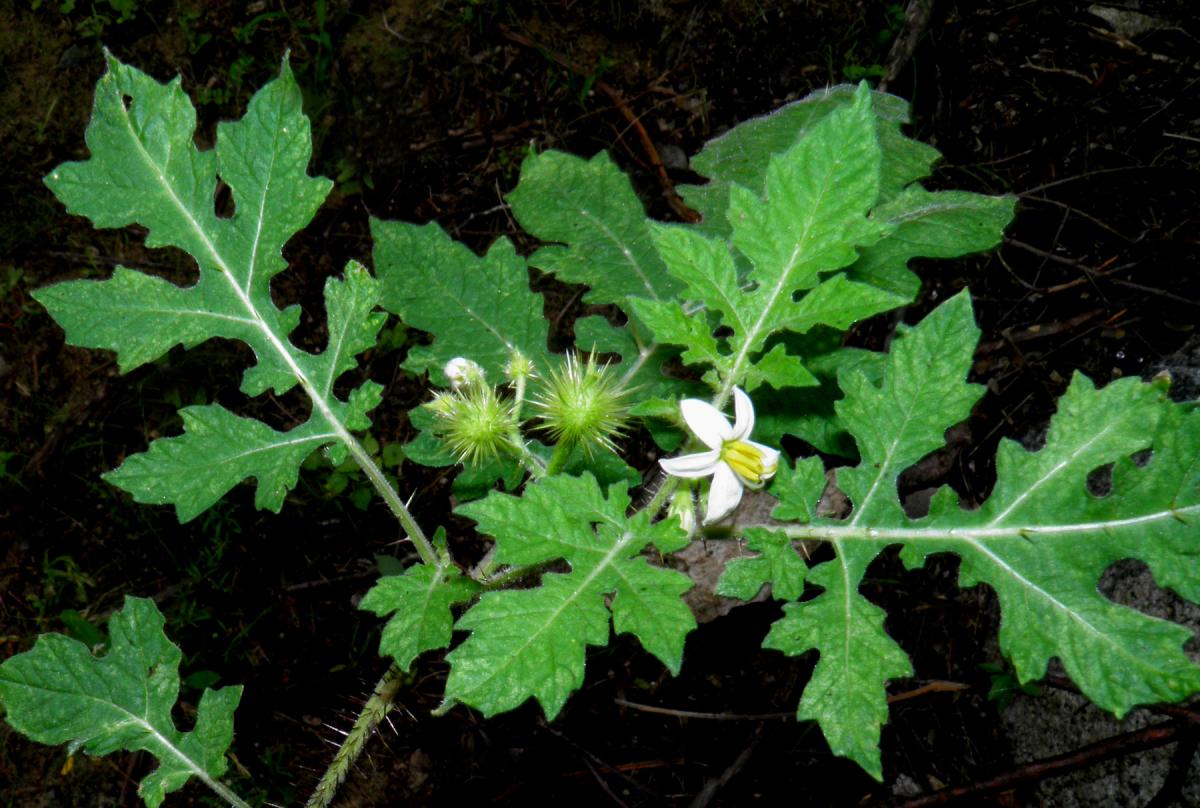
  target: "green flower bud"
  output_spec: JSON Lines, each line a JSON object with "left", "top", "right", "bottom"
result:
{"left": 533, "top": 353, "right": 630, "bottom": 455}
{"left": 504, "top": 349, "right": 536, "bottom": 383}
{"left": 429, "top": 384, "right": 514, "bottom": 465}
{"left": 667, "top": 489, "right": 697, "bottom": 537}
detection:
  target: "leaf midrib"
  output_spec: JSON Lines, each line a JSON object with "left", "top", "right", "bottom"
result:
{"left": 117, "top": 80, "right": 351, "bottom": 445}
{"left": 18, "top": 639, "right": 217, "bottom": 788}
{"left": 456, "top": 530, "right": 636, "bottom": 708}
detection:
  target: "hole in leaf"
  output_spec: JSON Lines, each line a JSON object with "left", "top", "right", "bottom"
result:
{"left": 213, "top": 177, "right": 235, "bottom": 219}
{"left": 1085, "top": 463, "right": 1113, "bottom": 497}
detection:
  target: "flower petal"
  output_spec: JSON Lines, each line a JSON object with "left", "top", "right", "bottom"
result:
{"left": 730, "top": 387, "right": 755, "bottom": 439}
{"left": 659, "top": 449, "right": 722, "bottom": 478}
{"left": 703, "top": 462, "right": 745, "bottom": 524}
{"left": 679, "top": 397, "right": 734, "bottom": 449}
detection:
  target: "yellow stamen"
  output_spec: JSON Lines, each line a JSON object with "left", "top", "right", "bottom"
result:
{"left": 721, "top": 440, "right": 774, "bottom": 486}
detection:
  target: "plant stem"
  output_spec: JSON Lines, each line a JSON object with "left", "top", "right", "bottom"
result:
{"left": 510, "top": 373, "right": 528, "bottom": 421}
{"left": 643, "top": 473, "right": 680, "bottom": 519}
{"left": 478, "top": 558, "right": 559, "bottom": 589}
{"left": 543, "top": 439, "right": 574, "bottom": 477}
{"left": 506, "top": 431, "right": 548, "bottom": 478}
{"left": 339, "top": 429, "right": 438, "bottom": 568}
{"left": 198, "top": 775, "right": 253, "bottom": 808}
{"left": 304, "top": 663, "right": 407, "bottom": 808}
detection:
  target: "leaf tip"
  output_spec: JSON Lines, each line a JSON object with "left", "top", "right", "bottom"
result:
{"left": 278, "top": 49, "right": 295, "bottom": 82}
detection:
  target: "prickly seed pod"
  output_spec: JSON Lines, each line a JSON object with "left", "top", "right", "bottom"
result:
{"left": 533, "top": 353, "right": 631, "bottom": 455}
{"left": 429, "top": 384, "right": 514, "bottom": 465}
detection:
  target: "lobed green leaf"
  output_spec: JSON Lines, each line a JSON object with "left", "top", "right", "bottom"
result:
{"left": 905, "top": 377, "right": 1200, "bottom": 714}
{"left": 371, "top": 219, "right": 553, "bottom": 380}
{"left": 36, "top": 54, "right": 384, "bottom": 522}
{"left": 744, "top": 294, "right": 1200, "bottom": 778}
{"left": 635, "top": 83, "right": 891, "bottom": 394}
{"left": 508, "top": 150, "right": 681, "bottom": 306}
{"left": 763, "top": 542, "right": 912, "bottom": 781}
{"left": 445, "top": 474, "right": 694, "bottom": 717}
{"left": 0, "top": 597, "right": 242, "bottom": 807}
{"left": 360, "top": 556, "right": 481, "bottom": 672}
{"left": 507, "top": 148, "right": 689, "bottom": 402}
{"left": 680, "top": 84, "right": 939, "bottom": 235}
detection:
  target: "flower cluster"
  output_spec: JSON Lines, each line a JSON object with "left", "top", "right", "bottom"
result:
{"left": 428, "top": 353, "right": 632, "bottom": 467}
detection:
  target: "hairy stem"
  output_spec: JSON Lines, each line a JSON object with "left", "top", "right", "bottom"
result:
{"left": 510, "top": 373, "right": 528, "bottom": 421}
{"left": 506, "top": 430, "right": 548, "bottom": 478}
{"left": 542, "top": 439, "right": 574, "bottom": 477}
{"left": 643, "top": 473, "right": 681, "bottom": 519}
{"left": 478, "top": 558, "right": 561, "bottom": 589}
{"left": 340, "top": 430, "right": 438, "bottom": 568}
{"left": 304, "top": 663, "right": 407, "bottom": 808}
{"left": 198, "top": 774, "right": 252, "bottom": 808}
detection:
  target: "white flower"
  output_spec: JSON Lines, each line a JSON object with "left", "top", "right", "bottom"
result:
{"left": 444, "top": 357, "right": 485, "bottom": 390}
{"left": 659, "top": 387, "right": 780, "bottom": 524}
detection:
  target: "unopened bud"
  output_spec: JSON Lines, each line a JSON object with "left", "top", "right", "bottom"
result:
{"left": 444, "top": 357, "right": 486, "bottom": 390}
{"left": 667, "top": 490, "right": 697, "bottom": 536}
{"left": 504, "top": 349, "right": 536, "bottom": 383}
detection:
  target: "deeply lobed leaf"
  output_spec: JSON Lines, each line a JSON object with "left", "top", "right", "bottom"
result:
{"left": 444, "top": 474, "right": 693, "bottom": 717}
{"left": 371, "top": 219, "right": 554, "bottom": 380}
{"left": 632, "top": 83, "right": 896, "bottom": 395}
{"left": 508, "top": 150, "right": 682, "bottom": 307}
{"left": 36, "top": 54, "right": 384, "bottom": 522}
{"left": 906, "top": 376, "right": 1200, "bottom": 713}
{"left": 0, "top": 597, "right": 241, "bottom": 807}
{"left": 506, "top": 148, "right": 689, "bottom": 400}
{"left": 360, "top": 543, "right": 482, "bottom": 672}
{"left": 746, "top": 293, "right": 1200, "bottom": 778}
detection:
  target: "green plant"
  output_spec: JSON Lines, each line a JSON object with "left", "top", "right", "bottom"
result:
{"left": 2, "top": 50, "right": 1197, "bottom": 808}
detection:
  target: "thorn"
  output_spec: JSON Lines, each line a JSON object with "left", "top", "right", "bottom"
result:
{"left": 323, "top": 723, "right": 350, "bottom": 737}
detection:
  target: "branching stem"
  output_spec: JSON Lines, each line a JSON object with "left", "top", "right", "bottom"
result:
{"left": 506, "top": 430, "right": 548, "bottom": 478}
